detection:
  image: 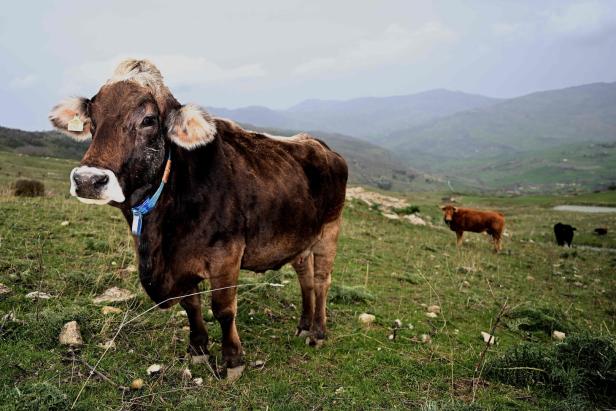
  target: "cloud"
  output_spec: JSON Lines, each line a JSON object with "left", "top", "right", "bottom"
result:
{"left": 60, "top": 54, "right": 266, "bottom": 95}
{"left": 546, "top": 1, "right": 616, "bottom": 41}
{"left": 9, "top": 74, "right": 37, "bottom": 89}
{"left": 294, "top": 22, "right": 456, "bottom": 76}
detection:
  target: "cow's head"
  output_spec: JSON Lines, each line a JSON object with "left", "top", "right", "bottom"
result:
{"left": 440, "top": 205, "right": 457, "bottom": 226}
{"left": 49, "top": 59, "right": 217, "bottom": 206}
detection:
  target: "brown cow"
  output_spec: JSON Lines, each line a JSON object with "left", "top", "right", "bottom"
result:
{"left": 49, "top": 59, "right": 348, "bottom": 380}
{"left": 440, "top": 205, "right": 505, "bottom": 252}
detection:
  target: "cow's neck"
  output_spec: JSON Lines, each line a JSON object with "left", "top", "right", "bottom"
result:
{"left": 124, "top": 139, "right": 224, "bottom": 292}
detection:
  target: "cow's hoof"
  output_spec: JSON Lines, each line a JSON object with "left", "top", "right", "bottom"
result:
{"left": 191, "top": 354, "right": 209, "bottom": 365}
{"left": 225, "top": 364, "right": 245, "bottom": 383}
{"left": 296, "top": 329, "right": 311, "bottom": 338}
{"left": 305, "top": 336, "right": 325, "bottom": 348}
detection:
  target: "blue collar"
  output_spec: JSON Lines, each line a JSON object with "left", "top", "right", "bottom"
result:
{"left": 131, "top": 153, "right": 172, "bottom": 236}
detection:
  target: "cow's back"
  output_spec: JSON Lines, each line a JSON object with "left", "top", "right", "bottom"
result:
{"left": 453, "top": 208, "right": 504, "bottom": 233}
{"left": 212, "top": 119, "right": 348, "bottom": 270}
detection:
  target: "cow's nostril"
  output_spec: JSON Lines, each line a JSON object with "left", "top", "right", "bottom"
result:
{"left": 91, "top": 174, "right": 109, "bottom": 187}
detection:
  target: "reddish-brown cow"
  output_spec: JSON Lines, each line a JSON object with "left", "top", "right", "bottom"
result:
{"left": 440, "top": 205, "right": 505, "bottom": 252}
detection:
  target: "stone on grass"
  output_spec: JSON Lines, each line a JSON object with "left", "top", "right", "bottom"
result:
{"left": 420, "top": 334, "right": 432, "bottom": 344}
{"left": 425, "top": 312, "right": 438, "bottom": 319}
{"left": 181, "top": 368, "right": 193, "bottom": 380}
{"left": 60, "top": 221, "right": 70, "bottom": 226}
{"left": 427, "top": 305, "right": 441, "bottom": 314}
{"left": 404, "top": 214, "right": 427, "bottom": 226}
{"left": 552, "top": 330, "right": 566, "bottom": 341}
{"left": 0, "top": 283, "right": 11, "bottom": 295}
{"left": 193, "top": 377, "right": 203, "bottom": 386}
{"left": 26, "top": 291, "right": 52, "bottom": 300}
{"left": 93, "top": 287, "right": 135, "bottom": 304}
{"left": 462, "top": 280, "right": 470, "bottom": 288}
{"left": 101, "top": 306, "right": 122, "bottom": 315}
{"left": 481, "top": 331, "right": 495, "bottom": 345}
{"left": 393, "top": 319, "right": 402, "bottom": 329}
{"left": 146, "top": 364, "right": 162, "bottom": 375}
{"left": 130, "top": 379, "right": 144, "bottom": 390}
{"left": 358, "top": 313, "right": 376, "bottom": 325}
{"left": 59, "top": 321, "right": 83, "bottom": 347}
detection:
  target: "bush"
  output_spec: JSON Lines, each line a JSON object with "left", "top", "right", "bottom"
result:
{"left": 393, "top": 205, "right": 420, "bottom": 215}
{"left": 504, "top": 306, "right": 576, "bottom": 336}
{"left": 13, "top": 179, "right": 45, "bottom": 197}
{"left": 485, "top": 335, "right": 616, "bottom": 407}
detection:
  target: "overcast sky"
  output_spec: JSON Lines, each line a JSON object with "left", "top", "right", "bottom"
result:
{"left": 1, "top": 0, "right": 615, "bottom": 130}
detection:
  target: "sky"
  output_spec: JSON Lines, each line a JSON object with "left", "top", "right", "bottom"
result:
{"left": 1, "top": 0, "right": 615, "bottom": 130}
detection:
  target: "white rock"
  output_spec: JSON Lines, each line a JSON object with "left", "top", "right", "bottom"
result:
{"left": 388, "top": 334, "right": 395, "bottom": 340}
{"left": 92, "top": 287, "right": 135, "bottom": 304}
{"left": 481, "top": 331, "right": 495, "bottom": 345}
{"left": 60, "top": 220, "right": 70, "bottom": 226}
{"left": 181, "top": 368, "right": 192, "bottom": 380}
{"left": 59, "top": 321, "right": 83, "bottom": 347}
{"left": 0, "top": 283, "right": 11, "bottom": 295}
{"left": 552, "top": 330, "right": 566, "bottom": 341}
{"left": 358, "top": 313, "right": 376, "bottom": 325}
{"left": 420, "top": 334, "right": 432, "bottom": 344}
{"left": 382, "top": 213, "right": 400, "bottom": 220}
{"left": 26, "top": 291, "right": 52, "bottom": 300}
{"left": 427, "top": 305, "right": 441, "bottom": 314}
{"left": 146, "top": 364, "right": 162, "bottom": 375}
{"left": 393, "top": 319, "right": 402, "bottom": 329}
{"left": 425, "top": 312, "right": 438, "bottom": 319}
{"left": 404, "top": 214, "right": 427, "bottom": 226}
{"left": 193, "top": 377, "right": 203, "bottom": 386}
{"left": 254, "top": 360, "right": 265, "bottom": 367}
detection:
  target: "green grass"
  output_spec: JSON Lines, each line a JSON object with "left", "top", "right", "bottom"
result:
{"left": 1, "top": 152, "right": 615, "bottom": 409}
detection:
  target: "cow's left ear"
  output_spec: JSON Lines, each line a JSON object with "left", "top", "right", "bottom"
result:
{"left": 166, "top": 104, "right": 217, "bottom": 150}
{"left": 49, "top": 97, "right": 92, "bottom": 140}
{"left": 453, "top": 207, "right": 458, "bottom": 212}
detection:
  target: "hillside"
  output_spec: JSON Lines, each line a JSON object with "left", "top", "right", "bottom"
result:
{"left": 0, "top": 124, "right": 421, "bottom": 192}
{"left": 209, "top": 89, "right": 499, "bottom": 140}
{"left": 386, "top": 82, "right": 616, "bottom": 159}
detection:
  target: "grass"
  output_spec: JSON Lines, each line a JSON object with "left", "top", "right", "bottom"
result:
{"left": 1, "top": 151, "right": 616, "bottom": 409}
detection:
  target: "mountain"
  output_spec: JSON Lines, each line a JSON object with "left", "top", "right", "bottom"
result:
{"left": 0, "top": 124, "right": 421, "bottom": 192}
{"left": 209, "top": 89, "right": 499, "bottom": 141}
{"left": 386, "top": 82, "right": 616, "bottom": 159}
{"left": 383, "top": 82, "right": 616, "bottom": 191}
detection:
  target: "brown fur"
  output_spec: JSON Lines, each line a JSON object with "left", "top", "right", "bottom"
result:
{"left": 50, "top": 61, "right": 348, "bottom": 372}
{"left": 441, "top": 205, "right": 505, "bottom": 252}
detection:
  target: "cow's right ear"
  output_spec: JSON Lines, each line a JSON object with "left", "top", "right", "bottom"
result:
{"left": 166, "top": 104, "right": 217, "bottom": 150}
{"left": 49, "top": 97, "right": 92, "bottom": 140}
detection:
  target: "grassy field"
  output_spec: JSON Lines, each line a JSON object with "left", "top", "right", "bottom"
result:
{"left": 1, "top": 151, "right": 615, "bottom": 410}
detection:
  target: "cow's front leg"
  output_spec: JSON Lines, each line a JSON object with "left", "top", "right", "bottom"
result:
{"left": 180, "top": 290, "right": 209, "bottom": 364}
{"left": 456, "top": 231, "right": 464, "bottom": 247}
{"left": 209, "top": 258, "right": 244, "bottom": 381}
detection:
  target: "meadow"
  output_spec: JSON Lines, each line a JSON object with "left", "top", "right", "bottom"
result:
{"left": 1, "top": 151, "right": 615, "bottom": 410}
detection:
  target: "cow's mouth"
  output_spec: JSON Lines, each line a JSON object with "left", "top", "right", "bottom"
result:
{"left": 444, "top": 219, "right": 451, "bottom": 226}
{"left": 70, "top": 166, "right": 125, "bottom": 205}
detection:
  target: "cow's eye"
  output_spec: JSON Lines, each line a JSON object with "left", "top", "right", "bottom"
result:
{"left": 141, "top": 115, "right": 157, "bottom": 128}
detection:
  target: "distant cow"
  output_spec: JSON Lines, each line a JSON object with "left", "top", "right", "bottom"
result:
{"left": 49, "top": 59, "right": 348, "bottom": 379}
{"left": 440, "top": 205, "right": 505, "bottom": 252}
{"left": 554, "top": 223, "right": 576, "bottom": 247}
{"left": 594, "top": 227, "right": 608, "bottom": 236}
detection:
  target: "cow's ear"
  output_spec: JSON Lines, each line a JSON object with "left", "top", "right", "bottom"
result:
{"left": 453, "top": 207, "right": 458, "bottom": 212}
{"left": 440, "top": 205, "right": 446, "bottom": 210}
{"left": 166, "top": 104, "right": 217, "bottom": 150}
{"left": 49, "top": 97, "right": 92, "bottom": 140}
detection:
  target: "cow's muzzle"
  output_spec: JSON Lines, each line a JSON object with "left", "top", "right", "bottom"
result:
{"left": 70, "top": 166, "right": 125, "bottom": 204}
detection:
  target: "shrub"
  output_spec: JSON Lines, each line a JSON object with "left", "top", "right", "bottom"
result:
{"left": 504, "top": 306, "right": 576, "bottom": 336}
{"left": 329, "top": 284, "right": 374, "bottom": 304}
{"left": 485, "top": 335, "right": 616, "bottom": 407}
{"left": 393, "top": 205, "right": 420, "bottom": 215}
{"left": 13, "top": 179, "right": 45, "bottom": 197}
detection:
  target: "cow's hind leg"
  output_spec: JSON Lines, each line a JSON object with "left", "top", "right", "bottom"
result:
{"left": 291, "top": 252, "right": 314, "bottom": 338}
{"left": 180, "top": 291, "right": 210, "bottom": 363}
{"left": 309, "top": 218, "right": 341, "bottom": 346}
